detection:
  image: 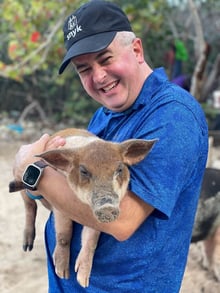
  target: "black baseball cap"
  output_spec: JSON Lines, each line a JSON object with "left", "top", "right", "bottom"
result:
{"left": 59, "top": 0, "right": 133, "bottom": 74}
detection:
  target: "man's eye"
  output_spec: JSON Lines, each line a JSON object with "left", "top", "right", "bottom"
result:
{"left": 78, "top": 67, "right": 90, "bottom": 74}
{"left": 101, "top": 56, "right": 112, "bottom": 64}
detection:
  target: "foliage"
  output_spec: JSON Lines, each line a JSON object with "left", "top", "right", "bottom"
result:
{"left": 0, "top": 0, "right": 219, "bottom": 127}
{"left": 1, "top": 0, "right": 69, "bottom": 81}
{"left": 0, "top": 0, "right": 170, "bottom": 126}
{"left": 0, "top": 0, "right": 169, "bottom": 81}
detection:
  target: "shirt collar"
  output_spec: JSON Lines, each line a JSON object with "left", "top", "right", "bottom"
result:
{"left": 103, "top": 67, "right": 167, "bottom": 117}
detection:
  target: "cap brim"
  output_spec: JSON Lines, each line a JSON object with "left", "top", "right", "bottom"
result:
{"left": 59, "top": 31, "right": 116, "bottom": 74}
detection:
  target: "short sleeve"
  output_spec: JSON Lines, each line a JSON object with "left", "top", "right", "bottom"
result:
{"left": 129, "top": 101, "right": 205, "bottom": 218}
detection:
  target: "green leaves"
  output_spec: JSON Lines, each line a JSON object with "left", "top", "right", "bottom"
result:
{"left": 0, "top": 0, "right": 169, "bottom": 81}
{"left": 0, "top": 0, "right": 70, "bottom": 80}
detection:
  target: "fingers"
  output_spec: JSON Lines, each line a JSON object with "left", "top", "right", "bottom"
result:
{"left": 45, "top": 136, "right": 66, "bottom": 151}
{"left": 12, "top": 134, "right": 51, "bottom": 180}
{"left": 12, "top": 133, "right": 66, "bottom": 181}
{"left": 24, "top": 133, "right": 51, "bottom": 155}
{"left": 39, "top": 133, "right": 51, "bottom": 144}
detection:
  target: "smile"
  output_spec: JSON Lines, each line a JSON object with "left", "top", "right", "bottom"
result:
{"left": 102, "top": 81, "right": 118, "bottom": 93}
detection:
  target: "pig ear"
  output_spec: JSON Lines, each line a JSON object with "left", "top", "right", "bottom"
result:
{"left": 120, "top": 139, "right": 158, "bottom": 166}
{"left": 36, "top": 149, "right": 75, "bottom": 172}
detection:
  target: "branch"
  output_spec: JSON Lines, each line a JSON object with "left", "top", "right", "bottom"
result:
{"left": 188, "top": 0, "right": 204, "bottom": 53}
{"left": 167, "top": 16, "right": 179, "bottom": 39}
{"left": 1, "top": 7, "right": 67, "bottom": 78}
{"left": 187, "top": 0, "right": 207, "bottom": 99}
{"left": 200, "top": 54, "right": 220, "bottom": 102}
{"left": 18, "top": 99, "right": 50, "bottom": 125}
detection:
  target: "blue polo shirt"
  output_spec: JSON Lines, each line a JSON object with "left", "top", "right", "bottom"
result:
{"left": 45, "top": 68, "right": 208, "bottom": 292}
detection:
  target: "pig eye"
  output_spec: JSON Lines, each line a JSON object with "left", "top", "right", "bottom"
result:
{"left": 79, "top": 165, "right": 91, "bottom": 179}
{"left": 116, "top": 163, "right": 124, "bottom": 176}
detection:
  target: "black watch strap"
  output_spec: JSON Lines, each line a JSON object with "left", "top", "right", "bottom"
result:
{"left": 34, "top": 160, "right": 48, "bottom": 169}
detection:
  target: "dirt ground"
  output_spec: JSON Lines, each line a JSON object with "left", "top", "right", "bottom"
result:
{"left": 0, "top": 138, "right": 220, "bottom": 293}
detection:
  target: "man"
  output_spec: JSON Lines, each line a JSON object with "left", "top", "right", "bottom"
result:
{"left": 13, "top": 1, "right": 208, "bottom": 292}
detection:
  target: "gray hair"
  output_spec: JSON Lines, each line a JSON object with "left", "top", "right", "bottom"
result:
{"left": 115, "top": 31, "right": 136, "bottom": 47}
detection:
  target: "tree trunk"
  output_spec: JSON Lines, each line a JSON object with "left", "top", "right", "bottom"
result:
{"left": 187, "top": 0, "right": 208, "bottom": 101}
{"left": 200, "top": 54, "right": 220, "bottom": 102}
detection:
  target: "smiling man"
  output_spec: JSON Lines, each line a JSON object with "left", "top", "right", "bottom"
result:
{"left": 12, "top": 1, "right": 208, "bottom": 292}
{"left": 72, "top": 34, "right": 151, "bottom": 112}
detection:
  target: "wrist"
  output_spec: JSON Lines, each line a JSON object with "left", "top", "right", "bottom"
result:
{"left": 22, "top": 160, "right": 48, "bottom": 191}
{"left": 14, "top": 158, "right": 40, "bottom": 183}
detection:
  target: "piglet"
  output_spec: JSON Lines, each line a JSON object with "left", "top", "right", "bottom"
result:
{"left": 9, "top": 128, "right": 156, "bottom": 287}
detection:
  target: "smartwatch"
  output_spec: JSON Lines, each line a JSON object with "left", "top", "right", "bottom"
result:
{"left": 22, "top": 160, "right": 48, "bottom": 190}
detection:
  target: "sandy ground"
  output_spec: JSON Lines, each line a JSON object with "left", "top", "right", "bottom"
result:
{"left": 0, "top": 139, "right": 220, "bottom": 293}
{"left": 0, "top": 141, "right": 48, "bottom": 293}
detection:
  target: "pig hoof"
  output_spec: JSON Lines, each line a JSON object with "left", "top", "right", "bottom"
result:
{"left": 53, "top": 250, "right": 70, "bottom": 279}
{"left": 75, "top": 260, "right": 90, "bottom": 287}
{"left": 76, "top": 274, "right": 89, "bottom": 288}
{"left": 95, "top": 206, "right": 119, "bottom": 223}
{"left": 55, "top": 267, "right": 70, "bottom": 279}
{"left": 23, "top": 244, "right": 33, "bottom": 251}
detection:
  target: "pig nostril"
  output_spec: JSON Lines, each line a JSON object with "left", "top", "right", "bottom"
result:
{"left": 92, "top": 197, "right": 114, "bottom": 208}
{"left": 99, "top": 198, "right": 113, "bottom": 206}
{"left": 95, "top": 206, "right": 119, "bottom": 223}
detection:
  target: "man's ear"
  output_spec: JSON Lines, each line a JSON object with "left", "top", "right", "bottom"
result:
{"left": 132, "top": 38, "right": 145, "bottom": 63}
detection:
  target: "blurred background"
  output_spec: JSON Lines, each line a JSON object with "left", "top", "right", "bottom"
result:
{"left": 0, "top": 0, "right": 219, "bottom": 136}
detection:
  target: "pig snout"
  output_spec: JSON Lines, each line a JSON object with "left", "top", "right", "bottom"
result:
{"left": 94, "top": 205, "right": 119, "bottom": 223}
{"left": 92, "top": 193, "right": 120, "bottom": 223}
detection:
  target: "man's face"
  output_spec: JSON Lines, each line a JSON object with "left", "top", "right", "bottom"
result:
{"left": 72, "top": 37, "right": 145, "bottom": 112}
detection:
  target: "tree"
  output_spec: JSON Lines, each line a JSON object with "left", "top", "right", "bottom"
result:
{"left": 0, "top": 0, "right": 170, "bottom": 126}
{"left": 0, "top": 0, "right": 70, "bottom": 81}
{"left": 0, "top": 0, "right": 169, "bottom": 82}
{"left": 0, "top": 0, "right": 219, "bottom": 126}
{"left": 163, "top": 0, "right": 220, "bottom": 101}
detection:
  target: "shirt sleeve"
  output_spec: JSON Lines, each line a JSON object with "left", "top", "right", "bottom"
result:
{"left": 129, "top": 100, "right": 204, "bottom": 219}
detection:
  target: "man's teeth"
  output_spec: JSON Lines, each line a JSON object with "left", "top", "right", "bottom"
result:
{"left": 103, "top": 81, "right": 118, "bottom": 92}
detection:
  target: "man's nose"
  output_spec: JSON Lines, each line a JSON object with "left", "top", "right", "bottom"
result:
{"left": 92, "top": 65, "right": 106, "bottom": 84}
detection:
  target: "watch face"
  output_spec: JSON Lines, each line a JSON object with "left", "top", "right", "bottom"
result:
{"left": 23, "top": 165, "right": 41, "bottom": 186}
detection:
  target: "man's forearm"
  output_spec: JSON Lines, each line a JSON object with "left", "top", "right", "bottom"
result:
{"left": 36, "top": 166, "right": 154, "bottom": 241}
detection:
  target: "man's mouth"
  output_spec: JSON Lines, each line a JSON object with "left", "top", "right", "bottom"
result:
{"left": 102, "top": 81, "right": 119, "bottom": 93}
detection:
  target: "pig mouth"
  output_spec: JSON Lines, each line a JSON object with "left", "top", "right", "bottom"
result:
{"left": 92, "top": 195, "right": 120, "bottom": 223}
{"left": 94, "top": 205, "right": 119, "bottom": 223}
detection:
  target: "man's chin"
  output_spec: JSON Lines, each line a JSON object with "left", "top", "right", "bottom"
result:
{"left": 106, "top": 103, "right": 126, "bottom": 112}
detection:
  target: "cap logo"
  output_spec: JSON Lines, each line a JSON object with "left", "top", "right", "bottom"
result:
{"left": 66, "top": 15, "right": 82, "bottom": 41}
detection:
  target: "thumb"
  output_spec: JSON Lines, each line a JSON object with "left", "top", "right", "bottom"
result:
{"left": 33, "top": 133, "right": 51, "bottom": 152}
{"left": 38, "top": 133, "right": 50, "bottom": 144}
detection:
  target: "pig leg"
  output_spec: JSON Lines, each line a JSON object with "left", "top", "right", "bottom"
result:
{"left": 75, "top": 227, "right": 100, "bottom": 287}
{"left": 53, "top": 208, "right": 73, "bottom": 279}
{"left": 21, "top": 190, "right": 37, "bottom": 251}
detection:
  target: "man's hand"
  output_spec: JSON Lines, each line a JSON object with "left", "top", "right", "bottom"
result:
{"left": 45, "top": 135, "right": 66, "bottom": 150}
{"left": 12, "top": 133, "right": 66, "bottom": 181}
